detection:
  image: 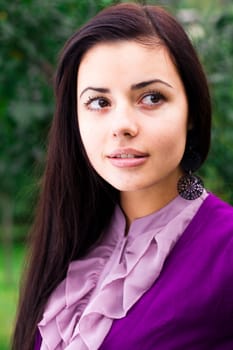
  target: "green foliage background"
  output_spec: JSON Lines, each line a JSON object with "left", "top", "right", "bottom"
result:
{"left": 0, "top": 0, "right": 232, "bottom": 348}
{"left": 1, "top": 0, "right": 233, "bottom": 232}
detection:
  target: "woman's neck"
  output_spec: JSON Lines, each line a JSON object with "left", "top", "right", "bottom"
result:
{"left": 120, "top": 183, "right": 179, "bottom": 228}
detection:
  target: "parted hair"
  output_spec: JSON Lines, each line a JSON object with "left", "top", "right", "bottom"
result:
{"left": 12, "top": 3, "right": 211, "bottom": 349}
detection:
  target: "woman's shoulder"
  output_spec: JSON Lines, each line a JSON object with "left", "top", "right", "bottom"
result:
{"left": 195, "top": 192, "right": 233, "bottom": 230}
{"left": 177, "top": 192, "right": 233, "bottom": 257}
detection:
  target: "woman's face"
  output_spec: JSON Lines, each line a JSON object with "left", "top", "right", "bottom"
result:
{"left": 77, "top": 40, "right": 188, "bottom": 197}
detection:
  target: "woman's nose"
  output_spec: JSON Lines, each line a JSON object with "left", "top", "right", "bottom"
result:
{"left": 111, "top": 105, "right": 139, "bottom": 138}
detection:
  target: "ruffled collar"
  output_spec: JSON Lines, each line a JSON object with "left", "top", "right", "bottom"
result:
{"left": 38, "top": 192, "right": 208, "bottom": 350}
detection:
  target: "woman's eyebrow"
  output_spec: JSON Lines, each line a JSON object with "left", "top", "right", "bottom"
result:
{"left": 131, "top": 79, "right": 173, "bottom": 90}
{"left": 79, "top": 87, "right": 110, "bottom": 98}
{"left": 79, "top": 79, "right": 173, "bottom": 98}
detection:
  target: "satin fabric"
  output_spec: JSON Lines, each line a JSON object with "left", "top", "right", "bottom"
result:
{"left": 37, "top": 193, "right": 207, "bottom": 349}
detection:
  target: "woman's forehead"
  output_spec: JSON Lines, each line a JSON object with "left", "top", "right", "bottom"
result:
{"left": 77, "top": 40, "right": 184, "bottom": 96}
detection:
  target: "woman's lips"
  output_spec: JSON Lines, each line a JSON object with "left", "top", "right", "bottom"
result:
{"left": 107, "top": 149, "right": 149, "bottom": 168}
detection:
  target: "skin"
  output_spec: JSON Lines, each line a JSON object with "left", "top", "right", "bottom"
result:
{"left": 77, "top": 40, "right": 188, "bottom": 226}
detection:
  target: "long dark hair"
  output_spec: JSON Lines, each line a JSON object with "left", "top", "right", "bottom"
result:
{"left": 12, "top": 3, "right": 211, "bottom": 349}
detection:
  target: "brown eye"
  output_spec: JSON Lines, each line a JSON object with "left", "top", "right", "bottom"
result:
{"left": 98, "top": 98, "right": 109, "bottom": 108}
{"left": 141, "top": 92, "right": 164, "bottom": 106}
{"left": 85, "top": 96, "right": 110, "bottom": 110}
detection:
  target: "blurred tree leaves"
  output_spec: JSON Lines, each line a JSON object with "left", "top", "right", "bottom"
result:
{"left": 0, "top": 0, "right": 109, "bottom": 223}
{"left": 0, "top": 0, "right": 233, "bottom": 241}
{"left": 195, "top": 5, "right": 233, "bottom": 202}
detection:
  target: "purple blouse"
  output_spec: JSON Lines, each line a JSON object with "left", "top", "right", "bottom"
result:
{"left": 35, "top": 193, "right": 233, "bottom": 349}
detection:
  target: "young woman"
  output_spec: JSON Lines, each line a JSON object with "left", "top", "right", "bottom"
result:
{"left": 13, "top": 3, "right": 233, "bottom": 350}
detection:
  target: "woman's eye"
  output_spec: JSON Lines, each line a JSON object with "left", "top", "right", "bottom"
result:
{"left": 85, "top": 97, "right": 110, "bottom": 110}
{"left": 141, "top": 92, "right": 164, "bottom": 106}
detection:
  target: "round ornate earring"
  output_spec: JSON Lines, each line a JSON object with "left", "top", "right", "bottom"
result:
{"left": 177, "top": 172, "right": 204, "bottom": 200}
{"left": 177, "top": 132, "right": 204, "bottom": 200}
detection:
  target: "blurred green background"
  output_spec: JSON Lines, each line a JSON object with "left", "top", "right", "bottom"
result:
{"left": 0, "top": 0, "right": 232, "bottom": 348}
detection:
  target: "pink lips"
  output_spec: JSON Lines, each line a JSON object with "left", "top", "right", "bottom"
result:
{"left": 107, "top": 148, "right": 149, "bottom": 168}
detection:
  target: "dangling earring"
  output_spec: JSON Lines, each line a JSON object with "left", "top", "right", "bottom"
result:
{"left": 177, "top": 171, "right": 204, "bottom": 200}
{"left": 177, "top": 131, "right": 204, "bottom": 200}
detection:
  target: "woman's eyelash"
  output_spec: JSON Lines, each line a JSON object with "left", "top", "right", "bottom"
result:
{"left": 142, "top": 90, "right": 165, "bottom": 99}
{"left": 84, "top": 96, "right": 103, "bottom": 106}
{"left": 83, "top": 91, "right": 165, "bottom": 109}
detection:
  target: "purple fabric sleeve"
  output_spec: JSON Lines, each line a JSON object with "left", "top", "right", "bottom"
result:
{"left": 34, "top": 330, "right": 42, "bottom": 350}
